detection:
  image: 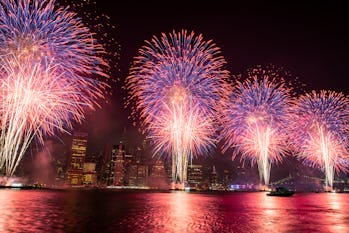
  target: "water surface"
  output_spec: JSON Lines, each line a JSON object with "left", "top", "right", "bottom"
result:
{"left": 0, "top": 189, "right": 348, "bottom": 232}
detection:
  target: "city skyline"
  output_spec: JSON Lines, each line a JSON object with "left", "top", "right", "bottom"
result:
{"left": 20, "top": 129, "right": 344, "bottom": 190}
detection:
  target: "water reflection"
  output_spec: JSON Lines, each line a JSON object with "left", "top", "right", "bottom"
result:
{"left": 324, "top": 193, "right": 347, "bottom": 233}
{"left": 1, "top": 189, "right": 349, "bottom": 232}
{"left": 141, "top": 191, "right": 223, "bottom": 232}
{"left": 260, "top": 193, "right": 280, "bottom": 229}
{"left": 165, "top": 191, "right": 192, "bottom": 232}
{"left": 255, "top": 192, "right": 299, "bottom": 232}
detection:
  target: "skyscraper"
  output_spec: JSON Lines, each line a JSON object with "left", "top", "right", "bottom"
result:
{"left": 210, "top": 165, "right": 219, "bottom": 190}
{"left": 83, "top": 162, "right": 97, "bottom": 186}
{"left": 112, "top": 143, "right": 125, "bottom": 186}
{"left": 187, "top": 164, "right": 203, "bottom": 190}
{"left": 66, "top": 132, "right": 88, "bottom": 186}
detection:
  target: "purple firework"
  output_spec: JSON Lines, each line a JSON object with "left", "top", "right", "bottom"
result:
{"left": 290, "top": 90, "right": 349, "bottom": 189}
{"left": 0, "top": 0, "right": 108, "bottom": 93}
{"left": 220, "top": 65, "right": 294, "bottom": 186}
{"left": 125, "top": 30, "right": 230, "bottom": 186}
{"left": 0, "top": 0, "right": 109, "bottom": 176}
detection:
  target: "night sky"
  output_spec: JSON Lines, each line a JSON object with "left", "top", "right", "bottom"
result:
{"left": 105, "top": 1, "right": 348, "bottom": 91}
{"left": 69, "top": 1, "right": 348, "bottom": 174}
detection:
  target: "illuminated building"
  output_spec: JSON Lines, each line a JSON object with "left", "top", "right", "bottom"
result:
{"left": 83, "top": 162, "right": 97, "bottom": 186}
{"left": 128, "top": 164, "right": 137, "bottom": 186}
{"left": 129, "top": 144, "right": 149, "bottom": 187}
{"left": 210, "top": 165, "right": 220, "bottom": 190}
{"left": 106, "top": 144, "right": 117, "bottom": 185}
{"left": 112, "top": 143, "right": 125, "bottom": 186}
{"left": 54, "top": 158, "right": 66, "bottom": 186}
{"left": 66, "top": 132, "right": 88, "bottom": 186}
{"left": 223, "top": 169, "right": 230, "bottom": 190}
{"left": 128, "top": 163, "right": 148, "bottom": 187}
{"left": 136, "top": 164, "right": 148, "bottom": 186}
{"left": 123, "top": 144, "right": 149, "bottom": 187}
{"left": 123, "top": 153, "right": 133, "bottom": 185}
{"left": 187, "top": 164, "right": 203, "bottom": 189}
{"left": 100, "top": 144, "right": 112, "bottom": 186}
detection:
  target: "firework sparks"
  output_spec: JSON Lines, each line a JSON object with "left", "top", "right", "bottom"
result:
{"left": 126, "top": 30, "right": 229, "bottom": 187}
{"left": 0, "top": 0, "right": 108, "bottom": 176}
{"left": 290, "top": 90, "right": 349, "bottom": 190}
{"left": 220, "top": 65, "right": 293, "bottom": 186}
{"left": 0, "top": 0, "right": 108, "bottom": 79}
{"left": 0, "top": 58, "right": 88, "bottom": 175}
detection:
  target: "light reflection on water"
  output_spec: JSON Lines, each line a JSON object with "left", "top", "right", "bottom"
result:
{"left": 0, "top": 189, "right": 349, "bottom": 232}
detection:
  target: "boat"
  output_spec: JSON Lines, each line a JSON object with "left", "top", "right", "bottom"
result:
{"left": 267, "top": 187, "right": 294, "bottom": 197}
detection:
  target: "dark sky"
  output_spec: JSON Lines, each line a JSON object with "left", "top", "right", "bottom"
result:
{"left": 77, "top": 1, "right": 348, "bottom": 159}
{"left": 103, "top": 1, "right": 348, "bottom": 91}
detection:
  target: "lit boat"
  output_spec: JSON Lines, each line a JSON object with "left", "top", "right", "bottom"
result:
{"left": 267, "top": 187, "right": 294, "bottom": 197}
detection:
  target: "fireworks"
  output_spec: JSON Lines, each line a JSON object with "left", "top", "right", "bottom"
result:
{"left": 0, "top": 0, "right": 108, "bottom": 79}
{"left": 0, "top": 0, "right": 108, "bottom": 176}
{"left": 0, "top": 58, "right": 87, "bottom": 175}
{"left": 220, "top": 65, "right": 293, "bottom": 186}
{"left": 290, "top": 90, "right": 349, "bottom": 189}
{"left": 60, "top": 0, "right": 121, "bottom": 86}
{"left": 126, "top": 30, "right": 229, "bottom": 186}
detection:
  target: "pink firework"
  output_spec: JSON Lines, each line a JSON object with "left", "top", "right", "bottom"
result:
{"left": 0, "top": 58, "right": 91, "bottom": 176}
{"left": 0, "top": 0, "right": 108, "bottom": 176}
{"left": 290, "top": 90, "right": 349, "bottom": 189}
{"left": 220, "top": 65, "right": 294, "bottom": 186}
{"left": 126, "top": 30, "right": 230, "bottom": 186}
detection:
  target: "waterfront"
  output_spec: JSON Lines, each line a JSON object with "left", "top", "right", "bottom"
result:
{"left": 0, "top": 189, "right": 348, "bottom": 232}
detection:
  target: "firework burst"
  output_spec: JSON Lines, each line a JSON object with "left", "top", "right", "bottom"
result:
{"left": 290, "top": 90, "right": 349, "bottom": 189}
{"left": 126, "top": 30, "right": 229, "bottom": 187}
{"left": 0, "top": 0, "right": 108, "bottom": 94}
{"left": 220, "top": 65, "right": 294, "bottom": 186}
{"left": 0, "top": 58, "right": 89, "bottom": 175}
{"left": 0, "top": 0, "right": 108, "bottom": 176}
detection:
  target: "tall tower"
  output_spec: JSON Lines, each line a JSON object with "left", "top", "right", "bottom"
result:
{"left": 106, "top": 144, "right": 117, "bottom": 185}
{"left": 210, "top": 165, "right": 219, "bottom": 190}
{"left": 66, "top": 132, "right": 88, "bottom": 186}
{"left": 113, "top": 143, "right": 125, "bottom": 186}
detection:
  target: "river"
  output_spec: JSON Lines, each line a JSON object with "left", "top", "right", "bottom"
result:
{"left": 0, "top": 189, "right": 348, "bottom": 232}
